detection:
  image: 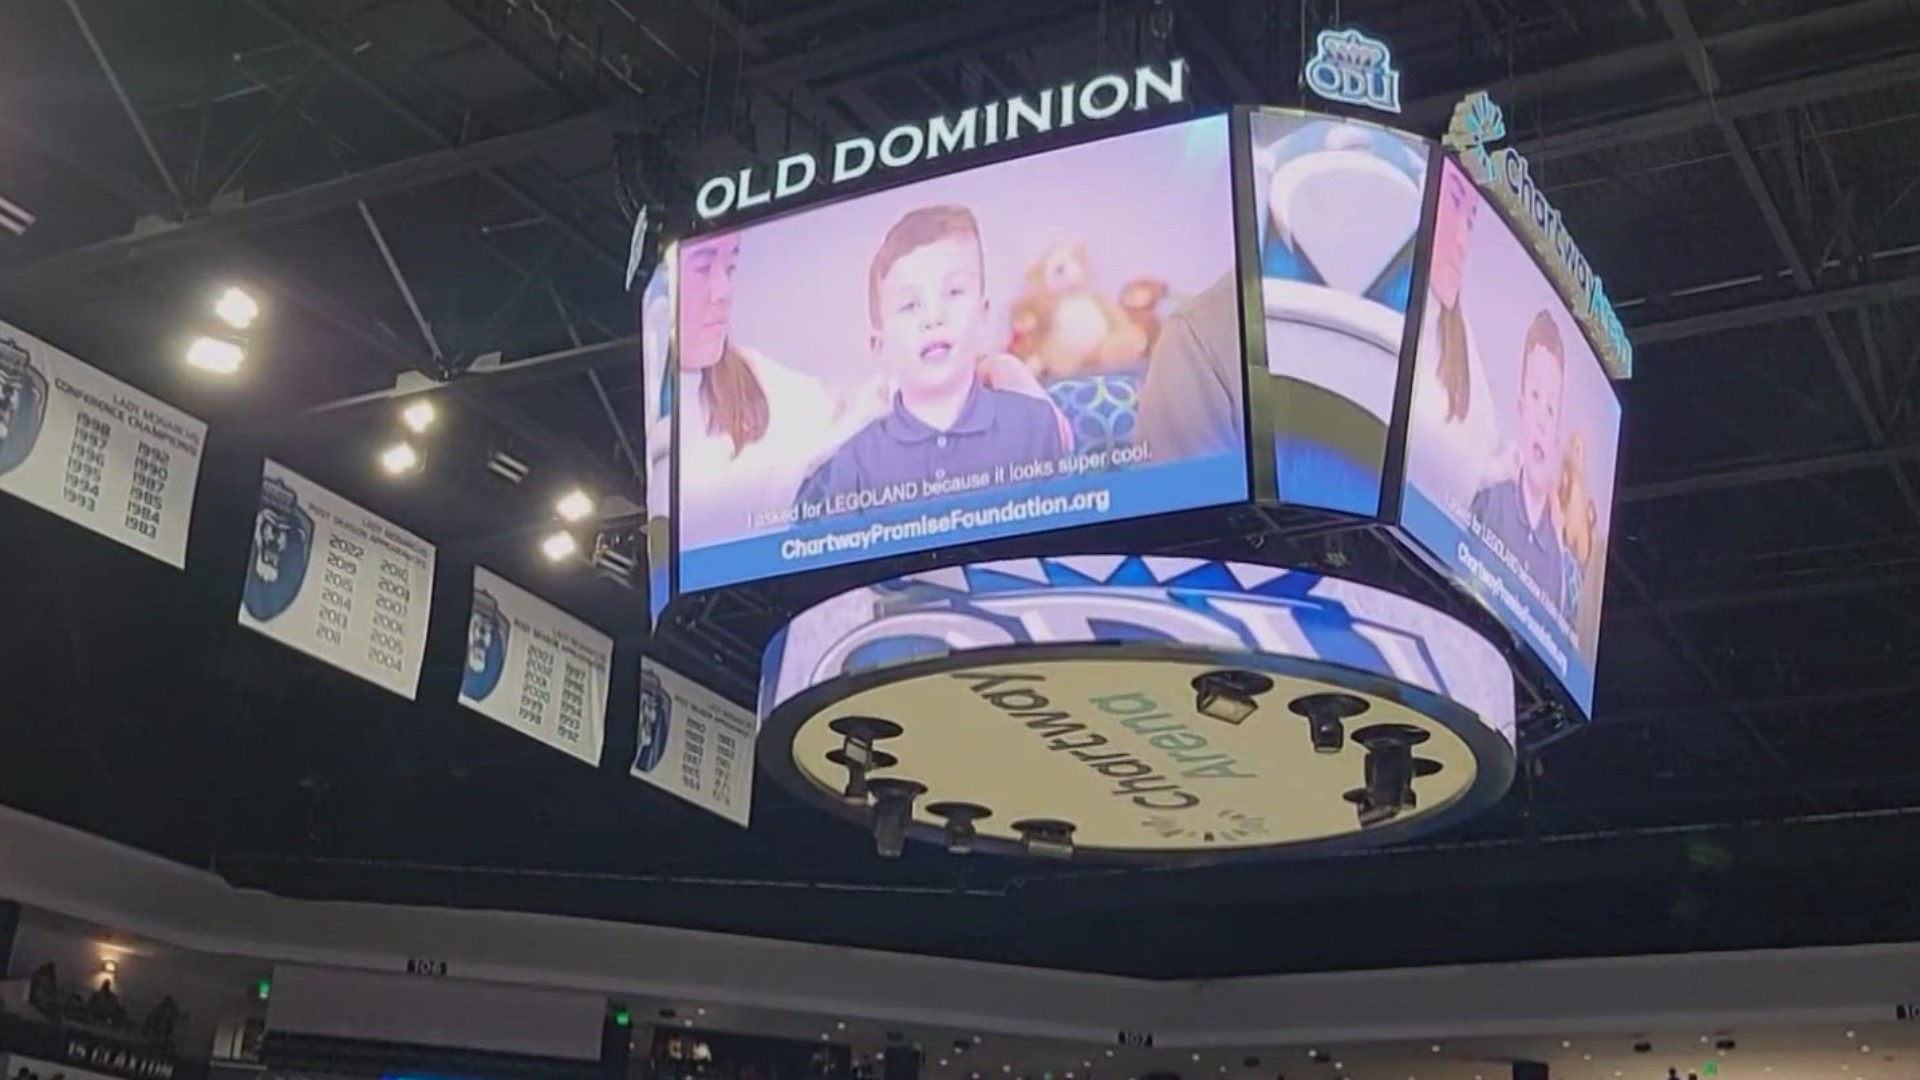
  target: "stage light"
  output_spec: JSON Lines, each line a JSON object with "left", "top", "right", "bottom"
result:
{"left": 186, "top": 335, "right": 244, "bottom": 375}
{"left": 214, "top": 286, "right": 260, "bottom": 330}
{"left": 556, "top": 488, "right": 596, "bottom": 523}
{"left": 380, "top": 441, "right": 420, "bottom": 475}
{"left": 1192, "top": 669, "right": 1273, "bottom": 724}
{"left": 541, "top": 530, "right": 578, "bottom": 562}
{"left": 401, "top": 399, "right": 437, "bottom": 434}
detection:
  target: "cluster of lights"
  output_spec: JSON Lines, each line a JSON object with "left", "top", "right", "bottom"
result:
{"left": 379, "top": 398, "right": 436, "bottom": 477}
{"left": 373, "top": 392, "right": 604, "bottom": 572}
{"left": 540, "top": 486, "right": 596, "bottom": 562}
{"left": 185, "top": 286, "right": 261, "bottom": 375}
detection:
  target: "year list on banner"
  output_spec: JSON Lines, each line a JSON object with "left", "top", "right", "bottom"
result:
{"left": 459, "top": 566, "right": 611, "bottom": 766}
{"left": 0, "top": 319, "right": 206, "bottom": 568}
{"left": 634, "top": 657, "right": 755, "bottom": 826}
{"left": 238, "top": 460, "right": 435, "bottom": 699}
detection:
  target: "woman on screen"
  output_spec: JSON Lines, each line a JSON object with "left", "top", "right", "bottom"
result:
{"left": 1413, "top": 165, "right": 1500, "bottom": 480}
{"left": 675, "top": 231, "right": 846, "bottom": 543}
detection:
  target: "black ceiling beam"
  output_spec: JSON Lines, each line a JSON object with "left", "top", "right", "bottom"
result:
{"left": 1637, "top": 567, "right": 1920, "bottom": 618}
{"left": 1522, "top": 50, "right": 1920, "bottom": 163}
{"left": 0, "top": 107, "right": 627, "bottom": 287}
{"left": 297, "top": 334, "right": 636, "bottom": 421}
{"left": 1400, "top": 0, "right": 1920, "bottom": 124}
{"left": 240, "top": 0, "right": 625, "bottom": 273}
{"left": 1655, "top": 0, "right": 1920, "bottom": 534}
{"left": 1632, "top": 275, "right": 1920, "bottom": 345}
{"left": 1621, "top": 441, "right": 1920, "bottom": 503}
{"left": 1606, "top": 679, "right": 1920, "bottom": 724}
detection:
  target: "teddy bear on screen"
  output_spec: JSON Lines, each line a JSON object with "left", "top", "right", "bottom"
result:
{"left": 1008, "top": 241, "right": 1168, "bottom": 381}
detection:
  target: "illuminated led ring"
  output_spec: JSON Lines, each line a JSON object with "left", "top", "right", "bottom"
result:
{"left": 757, "top": 555, "right": 1517, "bottom": 863}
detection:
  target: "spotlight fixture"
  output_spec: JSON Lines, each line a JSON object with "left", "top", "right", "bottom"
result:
{"left": 380, "top": 440, "right": 421, "bottom": 475}
{"left": 541, "top": 530, "right": 578, "bottom": 562}
{"left": 1012, "top": 818, "right": 1076, "bottom": 859}
{"left": 400, "top": 399, "right": 437, "bottom": 434}
{"left": 869, "top": 777, "right": 928, "bottom": 857}
{"left": 827, "top": 715, "right": 904, "bottom": 802}
{"left": 927, "top": 801, "right": 992, "bottom": 855}
{"left": 186, "top": 335, "right": 245, "bottom": 375}
{"left": 214, "top": 286, "right": 261, "bottom": 330}
{"left": 556, "top": 488, "right": 596, "bottom": 523}
{"left": 1289, "top": 692, "right": 1369, "bottom": 753}
{"left": 1191, "top": 669, "right": 1274, "bottom": 724}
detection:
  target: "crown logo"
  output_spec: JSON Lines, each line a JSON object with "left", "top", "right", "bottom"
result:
{"left": 472, "top": 588, "right": 502, "bottom": 622}
{"left": 0, "top": 338, "right": 32, "bottom": 376}
{"left": 259, "top": 476, "right": 300, "bottom": 515}
{"left": 1318, "top": 29, "right": 1387, "bottom": 68}
{"left": 1304, "top": 28, "right": 1403, "bottom": 114}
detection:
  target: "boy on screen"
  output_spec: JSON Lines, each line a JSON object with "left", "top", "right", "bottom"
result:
{"left": 801, "top": 205, "right": 1064, "bottom": 514}
{"left": 1468, "top": 310, "right": 1568, "bottom": 614}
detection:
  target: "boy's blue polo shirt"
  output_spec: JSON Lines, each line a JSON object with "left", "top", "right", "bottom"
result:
{"left": 803, "top": 381, "right": 1064, "bottom": 513}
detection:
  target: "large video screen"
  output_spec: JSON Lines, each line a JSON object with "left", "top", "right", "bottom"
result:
{"left": 673, "top": 115, "right": 1246, "bottom": 591}
{"left": 641, "top": 256, "right": 673, "bottom": 623}
{"left": 1245, "top": 110, "right": 1430, "bottom": 516}
{"left": 1398, "top": 158, "right": 1621, "bottom": 715}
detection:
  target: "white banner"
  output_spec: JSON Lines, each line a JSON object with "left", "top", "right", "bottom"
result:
{"left": 238, "top": 460, "right": 434, "bottom": 698}
{"left": 459, "top": 567, "right": 611, "bottom": 766}
{"left": 634, "top": 658, "right": 755, "bottom": 826}
{"left": 0, "top": 319, "right": 205, "bottom": 567}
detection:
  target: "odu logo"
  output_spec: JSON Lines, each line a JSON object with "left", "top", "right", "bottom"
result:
{"left": 243, "top": 477, "right": 314, "bottom": 622}
{"left": 462, "top": 589, "right": 509, "bottom": 701}
{"left": 0, "top": 338, "right": 49, "bottom": 477}
{"left": 633, "top": 667, "right": 672, "bottom": 774}
{"left": 787, "top": 556, "right": 1456, "bottom": 709}
{"left": 1303, "top": 28, "right": 1402, "bottom": 115}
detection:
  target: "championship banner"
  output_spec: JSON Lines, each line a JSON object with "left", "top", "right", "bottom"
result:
{"left": 0, "top": 319, "right": 205, "bottom": 567}
{"left": 634, "top": 658, "right": 755, "bottom": 826}
{"left": 460, "top": 567, "right": 611, "bottom": 766}
{"left": 238, "top": 460, "right": 435, "bottom": 698}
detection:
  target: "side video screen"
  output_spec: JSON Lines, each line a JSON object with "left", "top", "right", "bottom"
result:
{"left": 1398, "top": 159, "right": 1621, "bottom": 716}
{"left": 641, "top": 256, "right": 673, "bottom": 623}
{"left": 673, "top": 115, "right": 1247, "bottom": 592}
{"left": 1247, "top": 109, "right": 1431, "bottom": 517}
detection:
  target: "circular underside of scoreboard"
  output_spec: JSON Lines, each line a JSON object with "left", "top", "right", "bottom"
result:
{"left": 756, "top": 555, "right": 1518, "bottom": 863}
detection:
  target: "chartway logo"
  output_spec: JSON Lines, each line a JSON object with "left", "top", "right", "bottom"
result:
{"left": 1304, "top": 28, "right": 1401, "bottom": 114}
{"left": 1445, "top": 91, "right": 1633, "bottom": 379}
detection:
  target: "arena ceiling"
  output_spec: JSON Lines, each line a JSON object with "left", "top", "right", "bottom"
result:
{"left": 3, "top": 0, "right": 1920, "bottom": 978}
